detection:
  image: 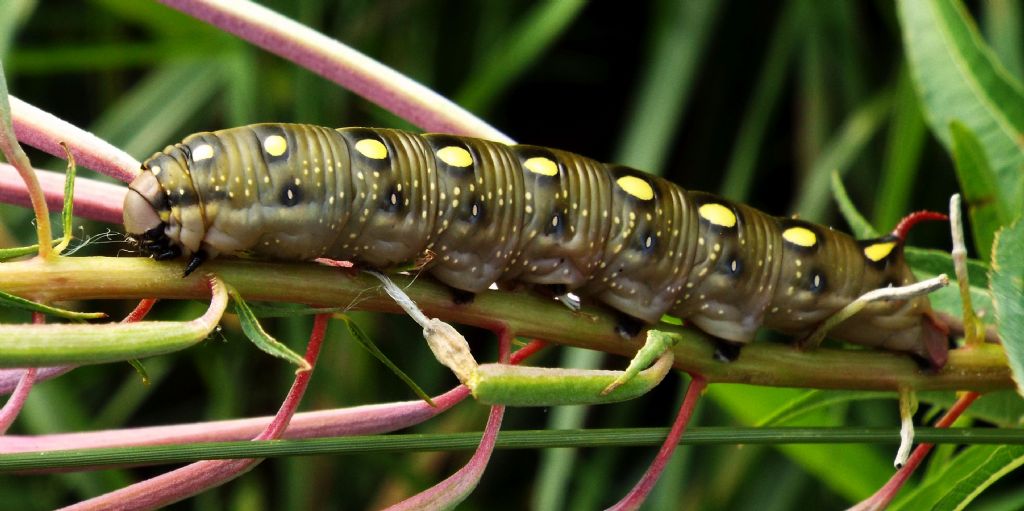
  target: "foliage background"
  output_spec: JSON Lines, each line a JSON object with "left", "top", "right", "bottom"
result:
{"left": 0, "top": 0, "right": 1022, "bottom": 509}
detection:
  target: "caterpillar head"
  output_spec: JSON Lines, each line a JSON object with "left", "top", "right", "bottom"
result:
{"left": 125, "top": 147, "right": 213, "bottom": 275}
{"left": 124, "top": 170, "right": 179, "bottom": 260}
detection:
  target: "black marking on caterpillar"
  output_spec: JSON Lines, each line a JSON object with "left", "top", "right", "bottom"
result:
{"left": 123, "top": 123, "right": 950, "bottom": 368}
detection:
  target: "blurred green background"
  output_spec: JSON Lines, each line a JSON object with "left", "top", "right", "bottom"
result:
{"left": 1, "top": 0, "right": 1023, "bottom": 510}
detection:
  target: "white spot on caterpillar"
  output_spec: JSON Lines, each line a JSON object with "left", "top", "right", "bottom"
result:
{"left": 150, "top": 165, "right": 161, "bottom": 176}
{"left": 192, "top": 144, "right": 215, "bottom": 161}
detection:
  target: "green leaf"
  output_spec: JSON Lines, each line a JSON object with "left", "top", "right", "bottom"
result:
{"left": 720, "top": 0, "right": 802, "bottom": 202}
{"left": 90, "top": 60, "right": 225, "bottom": 159}
{"left": 950, "top": 120, "right": 1012, "bottom": 260}
{"left": 339, "top": 315, "right": 434, "bottom": 406}
{"left": 874, "top": 66, "right": 928, "bottom": 230}
{"left": 991, "top": 216, "right": 1024, "bottom": 396}
{"left": 755, "top": 389, "right": 892, "bottom": 427}
{"left": 614, "top": 0, "right": 721, "bottom": 174}
{"left": 908, "top": 247, "right": 996, "bottom": 324}
{"left": 908, "top": 247, "right": 990, "bottom": 289}
{"left": 794, "top": 91, "right": 892, "bottom": 220}
{"left": 831, "top": 170, "right": 879, "bottom": 239}
{"left": 226, "top": 285, "right": 311, "bottom": 372}
{"left": 454, "top": 0, "right": 585, "bottom": 115}
{"left": 898, "top": 0, "right": 1024, "bottom": 213}
{"left": 892, "top": 445, "right": 1024, "bottom": 511}
{"left": 707, "top": 384, "right": 890, "bottom": 501}
{"left": 919, "top": 390, "right": 1024, "bottom": 428}
{"left": 0, "top": 289, "right": 105, "bottom": 320}
{"left": 0, "top": 278, "right": 228, "bottom": 366}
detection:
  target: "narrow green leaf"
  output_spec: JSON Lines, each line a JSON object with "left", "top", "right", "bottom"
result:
{"left": 919, "top": 390, "right": 1024, "bottom": 428}
{"left": 340, "top": 315, "right": 434, "bottom": 406}
{"left": 455, "top": 0, "right": 585, "bottom": 114}
{"left": 0, "top": 289, "right": 105, "bottom": 320}
{"left": 755, "top": 390, "right": 891, "bottom": 427}
{"left": 892, "top": 445, "right": 1024, "bottom": 511}
{"left": 707, "top": 384, "right": 890, "bottom": 501}
{"left": 830, "top": 170, "right": 879, "bottom": 238}
{"left": 54, "top": 143, "right": 76, "bottom": 255}
{"left": 874, "top": 66, "right": 928, "bottom": 230}
{"left": 0, "top": 243, "right": 44, "bottom": 260}
{"left": 950, "top": 120, "right": 1012, "bottom": 260}
{"left": 982, "top": 0, "right": 1024, "bottom": 80}
{"left": 898, "top": 0, "right": 1024, "bottom": 213}
{"left": 242, "top": 302, "right": 349, "bottom": 318}
{"left": 614, "top": 0, "right": 721, "bottom": 173}
{"left": 127, "top": 359, "right": 150, "bottom": 386}
{"left": 991, "top": 217, "right": 1024, "bottom": 396}
{"left": 0, "top": 278, "right": 228, "bottom": 366}
{"left": 225, "top": 285, "right": 310, "bottom": 372}
{"left": 908, "top": 247, "right": 990, "bottom": 289}
{"left": 908, "top": 247, "right": 995, "bottom": 324}
{"left": 720, "top": 0, "right": 802, "bottom": 201}
{"left": 90, "top": 60, "right": 225, "bottom": 158}
{"left": 794, "top": 91, "right": 892, "bottom": 220}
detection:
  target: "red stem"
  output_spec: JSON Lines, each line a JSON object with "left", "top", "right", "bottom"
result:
{"left": 511, "top": 340, "right": 547, "bottom": 365}
{"left": 607, "top": 374, "right": 708, "bottom": 511}
{"left": 848, "top": 391, "right": 980, "bottom": 511}
{"left": 122, "top": 298, "right": 157, "bottom": 323}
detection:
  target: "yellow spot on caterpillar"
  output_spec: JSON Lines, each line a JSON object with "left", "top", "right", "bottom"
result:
{"left": 192, "top": 144, "right": 215, "bottom": 162}
{"left": 355, "top": 139, "right": 388, "bottom": 159}
{"left": 863, "top": 241, "right": 897, "bottom": 262}
{"left": 782, "top": 227, "right": 817, "bottom": 247}
{"left": 437, "top": 146, "right": 473, "bottom": 167}
{"left": 698, "top": 203, "right": 736, "bottom": 227}
{"left": 616, "top": 175, "right": 654, "bottom": 200}
{"left": 263, "top": 135, "right": 288, "bottom": 157}
{"left": 524, "top": 157, "right": 559, "bottom": 176}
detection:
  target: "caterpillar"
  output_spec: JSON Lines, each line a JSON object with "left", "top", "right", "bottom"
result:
{"left": 123, "top": 123, "right": 949, "bottom": 368}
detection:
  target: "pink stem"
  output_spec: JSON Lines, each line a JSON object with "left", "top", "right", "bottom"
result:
{"left": 9, "top": 96, "right": 140, "bottom": 183}
{"left": 0, "top": 367, "right": 35, "bottom": 435}
{"left": 848, "top": 391, "right": 980, "bottom": 511}
{"left": 0, "top": 164, "right": 126, "bottom": 225}
{"left": 0, "top": 366, "right": 72, "bottom": 396}
{"left": 607, "top": 374, "right": 708, "bottom": 511}
{"left": 0, "top": 313, "right": 43, "bottom": 433}
{"left": 385, "top": 325, "right": 514, "bottom": 509}
{"left": 61, "top": 314, "right": 329, "bottom": 511}
{"left": 157, "top": 0, "right": 510, "bottom": 142}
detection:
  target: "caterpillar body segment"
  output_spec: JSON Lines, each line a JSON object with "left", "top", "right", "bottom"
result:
{"left": 123, "top": 123, "right": 949, "bottom": 368}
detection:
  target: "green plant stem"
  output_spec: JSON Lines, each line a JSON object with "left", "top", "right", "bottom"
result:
{"left": 0, "top": 256, "right": 1010, "bottom": 392}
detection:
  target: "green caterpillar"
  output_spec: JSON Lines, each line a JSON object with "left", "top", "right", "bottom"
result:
{"left": 123, "top": 123, "right": 949, "bottom": 367}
